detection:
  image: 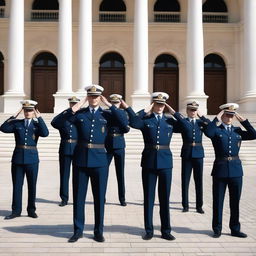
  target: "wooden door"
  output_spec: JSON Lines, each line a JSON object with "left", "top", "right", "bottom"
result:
{"left": 31, "top": 67, "right": 57, "bottom": 113}
{"left": 154, "top": 68, "right": 179, "bottom": 110}
{"left": 204, "top": 69, "right": 226, "bottom": 114}
{"left": 99, "top": 68, "right": 125, "bottom": 99}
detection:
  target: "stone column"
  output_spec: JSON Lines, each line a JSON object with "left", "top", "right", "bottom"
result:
{"left": 186, "top": 0, "right": 207, "bottom": 113}
{"left": 131, "top": 0, "right": 150, "bottom": 111}
{"left": 239, "top": 0, "right": 256, "bottom": 112}
{"left": 53, "top": 0, "right": 73, "bottom": 113}
{"left": 1, "top": 0, "right": 25, "bottom": 113}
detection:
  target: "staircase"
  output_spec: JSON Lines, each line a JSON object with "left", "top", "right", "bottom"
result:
{"left": 0, "top": 113, "right": 256, "bottom": 165}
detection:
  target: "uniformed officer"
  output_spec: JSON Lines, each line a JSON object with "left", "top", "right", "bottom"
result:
{"left": 61, "top": 85, "right": 129, "bottom": 243}
{"left": 122, "top": 92, "right": 178, "bottom": 241}
{"left": 174, "top": 101, "right": 210, "bottom": 213}
{"left": 105, "top": 94, "right": 130, "bottom": 206}
{"left": 0, "top": 100, "right": 49, "bottom": 219}
{"left": 204, "top": 103, "right": 256, "bottom": 238}
{"left": 51, "top": 96, "right": 80, "bottom": 207}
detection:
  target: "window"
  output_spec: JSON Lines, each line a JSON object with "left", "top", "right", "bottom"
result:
{"left": 99, "top": 0, "right": 126, "bottom": 22}
{"left": 0, "top": 0, "right": 5, "bottom": 18}
{"left": 33, "top": 52, "right": 57, "bottom": 67}
{"left": 100, "top": 53, "right": 125, "bottom": 68}
{"left": 154, "top": 54, "right": 178, "bottom": 68}
{"left": 203, "top": 0, "right": 228, "bottom": 23}
{"left": 204, "top": 54, "right": 226, "bottom": 69}
{"left": 31, "top": 0, "right": 59, "bottom": 21}
{"left": 154, "top": 0, "right": 180, "bottom": 22}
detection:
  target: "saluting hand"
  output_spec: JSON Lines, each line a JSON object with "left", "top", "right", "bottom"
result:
{"left": 165, "top": 103, "right": 176, "bottom": 115}
{"left": 197, "top": 110, "right": 202, "bottom": 118}
{"left": 235, "top": 112, "right": 246, "bottom": 122}
{"left": 72, "top": 96, "right": 87, "bottom": 113}
{"left": 14, "top": 108, "right": 23, "bottom": 118}
{"left": 216, "top": 110, "right": 224, "bottom": 122}
{"left": 144, "top": 103, "right": 154, "bottom": 115}
{"left": 34, "top": 109, "right": 41, "bottom": 118}
{"left": 100, "top": 95, "right": 112, "bottom": 107}
{"left": 120, "top": 99, "right": 129, "bottom": 109}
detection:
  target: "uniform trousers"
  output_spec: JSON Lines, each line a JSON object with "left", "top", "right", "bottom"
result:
{"left": 212, "top": 176, "right": 242, "bottom": 233}
{"left": 11, "top": 163, "right": 39, "bottom": 215}
{"left": 59, "top": 154, "right": 73, "bottom": 203}
{"left": 72, "top": 165, "right": 108, "bottom": 235}
{"left": 142, "top": 168, "right": 172, "bottom": 235}
{"left": 106, "top": 148, "right": 125, "bottom": 202}
{"left": 181, "top": 158, "right": 203, "bottom": 209}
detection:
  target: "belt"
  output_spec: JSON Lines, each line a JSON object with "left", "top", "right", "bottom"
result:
{"left": 144, "top": 144, "right": 170, "bottom": 150}
{"left": 16, "top": 145, "right": 37, "bottom": 150}
{"left": 216, "top": 156, "right": 240, "bottom": 161}
{"left": 78, "top": 142, "right": 105, "bottom": 149}
{"left": 109, "top": 133, "right": 123, "bottom": 137}
{"left": 184, "top": 142, "right": 202, "bottom": 147}
{"left": 64, "top": 139, "right": 77, "bottom": 143}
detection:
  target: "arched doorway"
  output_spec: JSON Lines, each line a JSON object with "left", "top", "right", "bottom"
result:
{"left": 204, "top": 54, "right": 226, "bottom": 114}
{"left": 0, "top": 0, "right": 5, "bottom": 18}
{"left": 99, "top": 52, "right": 125, "bottom": 100}
{"left": 154, "top": 0, "right": 180, "bottom": 22}
{"left": 32, "top": 0, "right": 59, "bottom": 10}
{"left": 31, "top": 0, "right": 59, "bottom": 21}
{"left": 203, "top": 0, "right": 228, "bottom": 23}
{"left": 0, "top": 51, "right": 4, "bottom": 95}
{"left": 99, "top": 0, "right": 126, "bottom": 22}
{"left": 153, "top": 54, "right": 179, "bottom": 110}
{"left": 31, "top": 52, "right": 57, "bottom": 113}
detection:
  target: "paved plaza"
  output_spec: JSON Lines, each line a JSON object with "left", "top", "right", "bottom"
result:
{"left": 0, "top": 159, "right": 256, "bottom": 256}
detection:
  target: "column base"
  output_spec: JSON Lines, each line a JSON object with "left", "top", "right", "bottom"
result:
{"left": 53, "top": 92, "right": 75, "bottom": 113}
{"left": 181, "top": 95, "right": 209, "bottom": 115}
{"left": 0, "top": 93, "right": 26, "bottom": 113}
{"left": 238, "top": 94, "right": 256, "bottom": 113}
{"left": 130, "top": 93, "right": 151, "bottom": 112}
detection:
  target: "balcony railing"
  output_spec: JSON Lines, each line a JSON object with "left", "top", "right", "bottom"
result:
{"left": 203, "top": 12, "right": 228, "bottom": 23}
{"left": 99, "top": 11, "right": 126, "bottom": 22}
{"left": 0, "top": 7, "right": 5, "bottom": 18}
{"left": 31, "top": 10, "right": 59, "bottom": 21}
{"left": 154, "top": 12, "right": 180, "bottom": 23}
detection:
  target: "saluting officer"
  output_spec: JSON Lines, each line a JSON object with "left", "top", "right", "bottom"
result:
{"left": 122, "top": 92, "right": 178, "bottom": 241}
{"left": 51, "top": 96, "right": 80, "bottom": 207}
{"left": 0, "top": 100, "right": 49, "bottom": 219}
{"left": 105, "top": 94, "right": 130, "bottom": 206}
{"left": 204, "top": 103, "right": 256, "bottom": 238}
{"left": 174, "top": 101, "right": 210, "bottom": 214}
{"left": 61, "top": 85, "right": 129, "bottom": 243}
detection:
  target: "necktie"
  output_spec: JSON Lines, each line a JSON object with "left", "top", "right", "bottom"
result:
{"left": 157, "top": 115, "right": 161, "bottom": 125}
{"left": 227, "top": 126, "right": 231, "bottom": 133}
{"left": 25, "top": 119, "right": 29, "bottom": 128}
{"left": 91, "top": 108, "right": 95, "bottom": 118}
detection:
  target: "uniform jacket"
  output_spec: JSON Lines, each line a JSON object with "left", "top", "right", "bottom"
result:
{"left": 0, "top": 116, "right": 49, "bottom": 164}
{"left": 204, "top": 117, "right": 256, "bottom": 178}
{"left": 125, "top": 107, "right": 179, "bottom": 169}
{"left": 105, "top": 108, "right": 130, "bottom": 150}
{"left": 62, "top": 105, "right": 129, "bottom": 168}
{"left": 174, "top": 112, "right": 210, "bottom": 159}
{"left": 51, "top": 110, "right": 78, "bottom": 156}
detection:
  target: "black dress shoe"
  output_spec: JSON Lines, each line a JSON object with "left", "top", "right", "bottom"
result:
{"left": 142, "top": 233, "right": 153, "bottom": 240}
{"left": 4, "top": 213, "right": 20, "bottom": 220}
{"left": 93, "top": 234, "right": 105, "bottom": 242}
{"left": 28, "top": 212, "right": 38, "bottom": 218}
{"left": 231, "top": 231, "right": 247, "bottom": 238}
{"left": 59, "top": 201, "right": 68, "bottom": 207}
{"left": 213, "top": 231, "right": 221, "bottom": 238}
{"left": 120, "top": 201, "right": 127, "bottom": 206}
{"left": 196, "top": 208, "right": 205, "bottom": 214}
{"left": 182, "top": 207, "right": 189, "bottom": 212}
{"left": 68, "top": 233, "right": 83, "bottom": 243}
{"left": 161, "top": 233, "right": 176, "bottom": 241}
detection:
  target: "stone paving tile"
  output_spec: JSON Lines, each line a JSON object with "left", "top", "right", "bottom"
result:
{"left": 0, "top": 160, "right": 256, "bottom": 255}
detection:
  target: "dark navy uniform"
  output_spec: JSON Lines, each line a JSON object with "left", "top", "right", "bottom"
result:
{"left": 125, "top": 106, "right": 178, "bottom": 237}
{"left": 204, "top": 117, "right": 256, "bottom": 234}
{"left": 51, "top": 110, "right": 78, "bottom": 204}
{"left": 0, "top": 116, "right": 49, "bottom": 215}
{"left": 62, "top": 105, "right": 128, "bottom": 237}
{"left": 174, "top": 112, "right": 210, "bottom": 211}
{"left": 105, "top": 108, "right": 130, "bottom": 204}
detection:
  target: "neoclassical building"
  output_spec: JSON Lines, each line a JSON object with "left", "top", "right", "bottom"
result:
{"left": 0, "top": 0, "right": 255, "bottom": 114}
